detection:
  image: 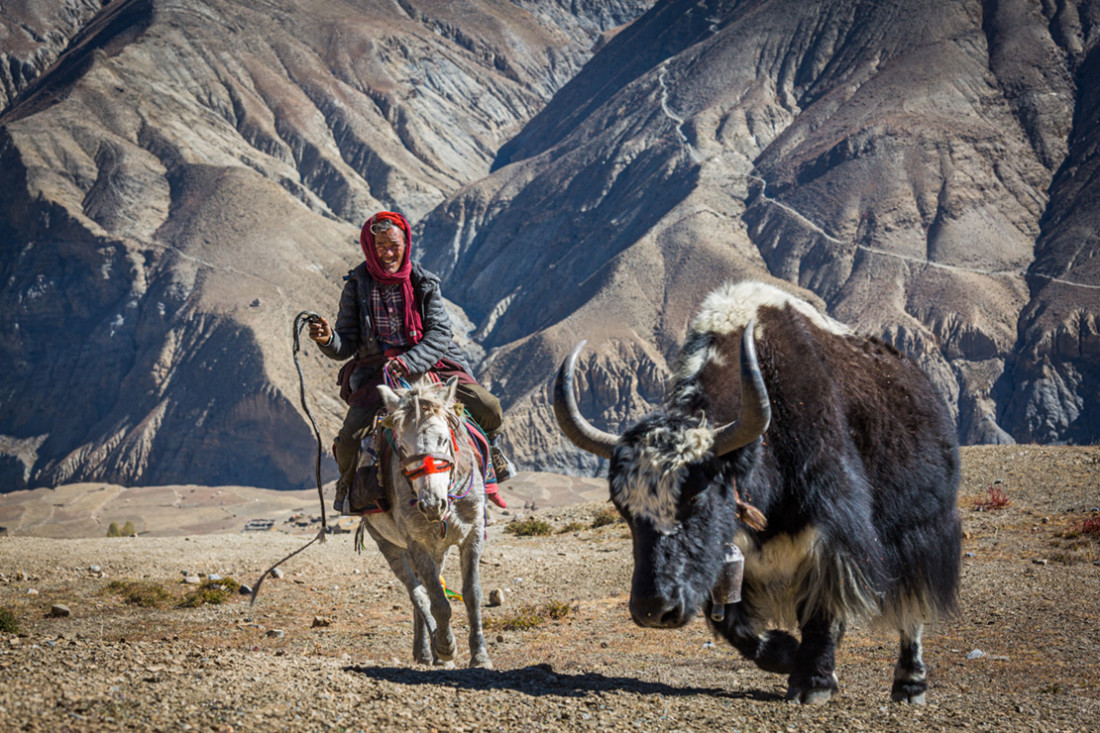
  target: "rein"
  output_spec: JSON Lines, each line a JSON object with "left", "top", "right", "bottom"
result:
{"left": 250, "top": 311, "right": 330, "bottom": 606}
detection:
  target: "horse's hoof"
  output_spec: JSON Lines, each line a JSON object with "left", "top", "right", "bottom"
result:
{"left": 469, "top": 657, "right": 493, "bottom": 669}
{"left": 433, "top": 659, "right": 455, "bottom": 669}
{"left": 433, "top": 640, "right": 456, "bottom": 662}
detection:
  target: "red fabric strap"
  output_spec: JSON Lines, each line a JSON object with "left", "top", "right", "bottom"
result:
{"left": 402, "top": 454, "right": 454, "bottom": 480}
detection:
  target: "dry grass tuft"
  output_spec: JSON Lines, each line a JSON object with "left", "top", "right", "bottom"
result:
{"left": 178, "top": 578, "right": 241, "bottom": 608}
{"left": 104, "top": 580, "right": 174, "bottom": 608}
{"left": 485, "top": 600, "right": 575, "bottom": 631}
{"left": 505, "top": 516, "right": 554, "bottom": 537}
{"left": 0, "top": 607, "right": 19, "bottom": 634}
{"left": 591, "top": 506, "right": 622, "bottom": 528}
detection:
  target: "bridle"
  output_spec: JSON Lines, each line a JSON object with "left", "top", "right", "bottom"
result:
{"left": 390, "top": 424, "right": 476, "bottom": 532}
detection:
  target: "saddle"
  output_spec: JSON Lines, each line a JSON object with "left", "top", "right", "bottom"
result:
{"left": 348, "top": 450, "right": 389, "bottom": 515}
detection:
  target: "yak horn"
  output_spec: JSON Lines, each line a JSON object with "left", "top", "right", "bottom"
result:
{"left": 712, "top": 319, "right": 771, "bottom": 457}
{"left": 552, "top": 340, "right": 618, "bottom": 460}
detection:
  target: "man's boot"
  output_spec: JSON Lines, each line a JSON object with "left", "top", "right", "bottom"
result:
{"left": 349, "top": 442, "right": 388, "bottom": 513}
{"left": 332, "top": 436, "right": 359, "bottom": 514}
{"left": 489, "top": 438, "right": 516, "bottom": 483}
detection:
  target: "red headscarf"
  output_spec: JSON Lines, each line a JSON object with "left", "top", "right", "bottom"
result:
{"left": 360, "top": 211, "right": 424, "bottom": 345}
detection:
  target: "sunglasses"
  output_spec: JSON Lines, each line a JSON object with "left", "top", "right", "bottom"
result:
{"left": 370, "top": 219, "right": 395, "bottom": 235}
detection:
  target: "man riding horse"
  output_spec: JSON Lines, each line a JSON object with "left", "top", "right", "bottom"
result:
{"left": 308, "top": 210, "right": 514, "bottom": 514}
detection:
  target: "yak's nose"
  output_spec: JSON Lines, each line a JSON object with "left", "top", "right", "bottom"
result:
{"left": 630, "top": 594, "right": 686, "bottom": 628}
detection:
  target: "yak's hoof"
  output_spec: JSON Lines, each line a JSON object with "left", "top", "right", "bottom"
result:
{"left": 786, "top": 672, "right": 839, "bottom": 705}
{"left": 891, "top": 683, "right": 928, "bottom": 705}
{"left": 786, "top": 687, "right": 834, "bottom": 705}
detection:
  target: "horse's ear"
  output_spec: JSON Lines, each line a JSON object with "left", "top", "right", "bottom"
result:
{"left": 378, "top": 384, "right": 401, "bottom": 413}
{"left": 443, "top": 376, "right": 459, "bottom": 405}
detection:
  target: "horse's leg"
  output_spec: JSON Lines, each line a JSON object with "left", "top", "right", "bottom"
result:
{"left": 407, "top": 545, "right": 455, "bottom": 665}
{"left": 459, "top": 530, "right": 492, "bottom": 669}
{"left": 368, "top": 530, "right": 435, "bottom": 665}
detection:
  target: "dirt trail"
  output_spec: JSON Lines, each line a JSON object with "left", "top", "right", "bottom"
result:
{"left": 1, "top": 446, "right": 1098, "bottom": 731}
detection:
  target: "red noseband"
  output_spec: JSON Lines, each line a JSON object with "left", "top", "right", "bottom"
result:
{"left": 402, "top": 454, "right": 454, "bottom": 480}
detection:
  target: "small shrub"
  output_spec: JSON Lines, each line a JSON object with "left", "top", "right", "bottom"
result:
{"left": 1078, "top": 515, "right": 1100, "bottom": 539}
{"left": 179, "top": 578, "right": 241, "bottom": 608}
{"left": 591, "top": 506, "right": 622, "bottom": 528}
{"left": 543, "top": 599, "right": 573, "bottom": 620}
{"left": 105, "top": 580, "right": 174, "bottom": 608}
{"left": 0, "top": 607, "right": 19, "bottom": 634}
{"left": 505, "top": 516, "right": 553, "bottom": 537}
{"left": 973, "top": 482, "right": 1012, "bottom": 511}
{"left": 106, "top": 522, "right": 121, "bottom": 538}
{"left": 121, "top": 521, "right": 137, "bottom": 536}
{"left": 558, "top": 522, "right": 586, "bottom": 534}
{"left": 486, "top": 600, "right": 575, "bottom": 631}
{"left": 1048, "top": 551, "right": 1082, "bottom": 565}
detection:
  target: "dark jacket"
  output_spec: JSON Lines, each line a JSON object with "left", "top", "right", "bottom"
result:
{"left": 319, "top": 261, "right": 472, "bottom": 376}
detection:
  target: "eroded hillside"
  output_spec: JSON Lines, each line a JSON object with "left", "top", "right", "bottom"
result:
{"left": 0, "top": 0, "right": 653, "bottom": 490}
{"left": 417, "top": 0, "right": 1100, "bottom": 473}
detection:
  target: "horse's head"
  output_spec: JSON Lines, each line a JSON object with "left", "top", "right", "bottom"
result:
{"left": 378, "top": 376, "right": 464, "bottom": 522}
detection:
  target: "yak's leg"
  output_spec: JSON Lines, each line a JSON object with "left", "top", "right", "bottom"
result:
{"left": 369, "top": 532, "right": 436, "bottom": 664}
{"left": 459, "top": 532, "right": 491, "bottom": 669}
{"left": 891, "top": 623, "right": 928, "bottom": 704}
{"left": 705, "top": 599, "right": 799, "bottom": 674}
{"left": 407, "top": 546, "right": 455, "bottom": 665}
{"left": 786, "top": 613, "right": 842, "bottom": 705}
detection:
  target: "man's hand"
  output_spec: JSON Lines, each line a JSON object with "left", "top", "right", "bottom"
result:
{"left": 385, "top": 358, "right": 409, "bottom": 380}
{"left": 308, "top": 316, "right": 332, "bottom": 344}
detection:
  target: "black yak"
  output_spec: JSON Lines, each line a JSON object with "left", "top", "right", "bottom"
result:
{"left": 554, "top": 281, "right": 961, "bottom": 704}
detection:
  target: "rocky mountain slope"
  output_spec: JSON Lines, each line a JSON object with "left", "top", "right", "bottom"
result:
{"left": 0, "top": 0, "right": 104, "bottom": 111}
{"left": 0, "top": 0, "right": 653, "bottom": 491}
{"left": 418, "top": 0, "right": 1100, "bottom": 472}
{"left": 1, "top": 0, "right": 1097, "bottom": 490}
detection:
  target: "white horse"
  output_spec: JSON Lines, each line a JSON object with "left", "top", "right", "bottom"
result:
{"left": 358, "top": 377, "right": 492, "bottom": 668}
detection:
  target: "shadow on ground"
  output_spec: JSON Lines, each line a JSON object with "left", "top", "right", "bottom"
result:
{"left": 346, "top": 662, "right": 781, "bottom": 701}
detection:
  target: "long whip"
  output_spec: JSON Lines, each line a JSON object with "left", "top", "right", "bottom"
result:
{"left": 249, "top": 311, "right": 330, "bottom": 605}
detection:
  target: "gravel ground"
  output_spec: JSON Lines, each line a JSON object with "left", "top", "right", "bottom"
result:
{"left": 1, "top": 445, "right": 1098, "bottom": 732}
